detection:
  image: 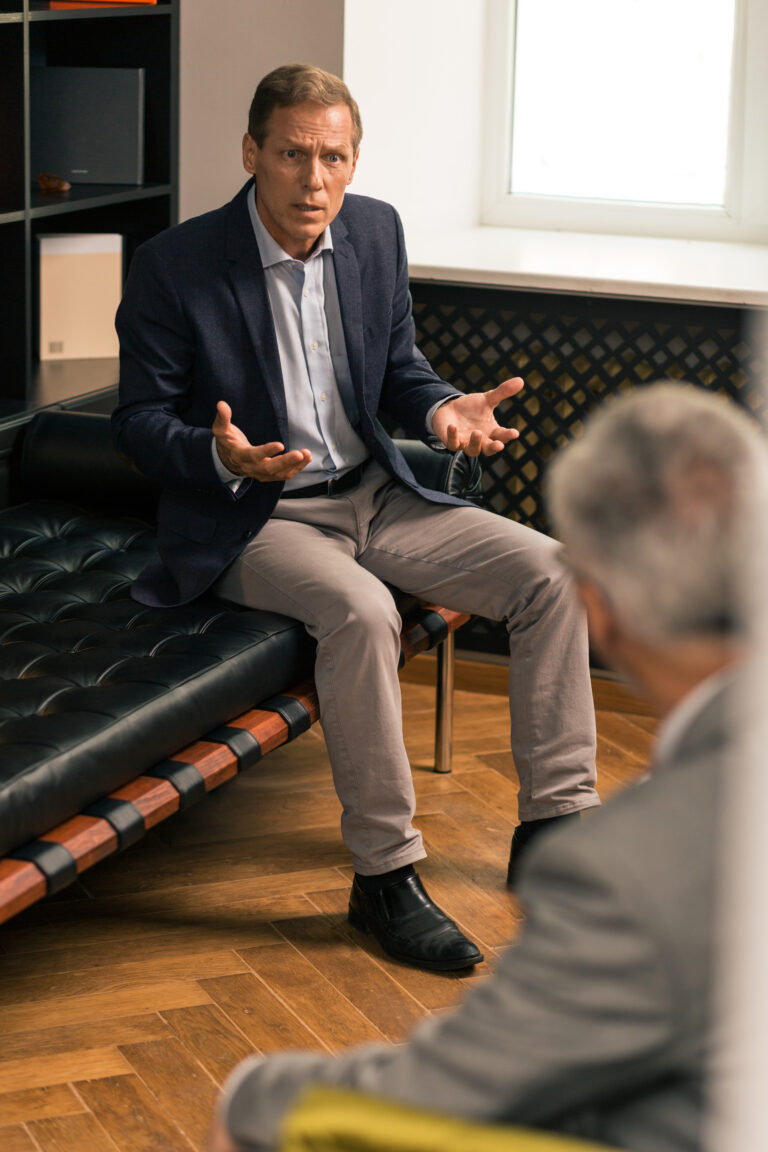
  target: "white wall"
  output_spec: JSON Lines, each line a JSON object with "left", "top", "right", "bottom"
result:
{"left": 179, "top": 0, "right": 345, "bottom": 221}
{"left": 343, "top": 0, "right": 486, "bottom": 236}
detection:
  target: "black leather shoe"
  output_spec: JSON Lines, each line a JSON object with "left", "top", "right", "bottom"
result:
{"left": 507, "top": 813, "right": 581, "bottom": 887}
{"left": 348, "top": 873, "right": 483, "bottom": 972}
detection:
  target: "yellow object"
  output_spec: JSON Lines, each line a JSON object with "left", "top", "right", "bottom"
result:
{"left": 280, "top": 1086, "right": 623, "bottom": 1152}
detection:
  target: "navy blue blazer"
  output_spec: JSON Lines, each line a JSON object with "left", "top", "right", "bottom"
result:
{"left": 112, "top": 181, "right": 465, "bottom": 607}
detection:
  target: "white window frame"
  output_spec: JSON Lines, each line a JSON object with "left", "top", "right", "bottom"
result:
{"left": 481, "top": 0, "right": 768, "bottom": 242}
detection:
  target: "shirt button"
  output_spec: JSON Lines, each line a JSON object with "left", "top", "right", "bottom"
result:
{"left": 320, "top": 392, "right": 327, "bottom": 402}
{"left": 311, "top": 341, "right": 319, "bottom": 351}
{"left": 304, "top": 289, "right": 310, "bottom": 297}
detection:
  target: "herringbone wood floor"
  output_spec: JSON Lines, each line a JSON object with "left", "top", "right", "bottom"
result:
{"left": 0, "top": 658, "right": 654, "bottom": 1152}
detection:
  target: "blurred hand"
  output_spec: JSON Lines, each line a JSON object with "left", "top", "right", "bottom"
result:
{"left": 432, "top": 377, "right": 524, "bottom": 457}
{"left": 209, "top": 1113, "right": 241, "bottom": 1152}
{"left": 213, "top": 401, "right": 312, "bottom": 481}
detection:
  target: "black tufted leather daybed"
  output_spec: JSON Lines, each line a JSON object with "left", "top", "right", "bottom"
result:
{"left": 0, "top": 411, "right": 478, "bottom": 923}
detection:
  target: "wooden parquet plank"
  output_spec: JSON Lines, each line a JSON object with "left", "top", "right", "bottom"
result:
{"left": 0, "top": 951, "right": 248, "bottom": 1008}
{"left": 594, "top": 737, "right": 648, "bottom": 801}
{"left": 237, "top": 941, "right": 385, "bottom": 1051}
{"left": 0, "top": 887, "right": 321, "bottom": 957}
{"left": 596, "top": 713, "right": 655, "bottom": 762}
{"left": 0, "top": 1015, "right": 171, "bottom": 1064}
{"left": 201, "top": 971, "right": 328, "bottom": 1054}
{"left": 75, "top": 1075, "right": 196, "bottom": 1152}
{"left": 0, "top": 1125, "right": 38, "bottom": 1151}
{"left": 0, "top": 982, "right": 213, "bottom": 1038}
{"left": 119, "top": 1038, "right": 219, "bottom": 1152}
{"left": 81, "top": 827, "right": 349, "bottom": 898}
{"left": 453, "top": 767, "right": 521, "bottom": 825}
{"left": 27, "top": 1112, "right": 120, "bottom": 1152}
{"left": 269, "top": 913, "right": 425, "bottom": 1042}
{"left": 161, "top": 1005, "right": 255, "bottom": 1087}
{"left": 413, "top": 806, "right": 517, "bottom": 896}
{"left": 0, "top": 1050, "right": 131, "bottom": 1094}
{"left": 0, "top": 1085, "right": 83, "bottom": 1126}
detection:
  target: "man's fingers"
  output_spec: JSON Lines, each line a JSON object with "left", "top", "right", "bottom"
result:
{"left": 249, "top": 441, "right": 288, "bottom": 463}
{"left": 491, "top": 426, "right": 519, "bottom": 443}
{"left": 242, "top": 447, "right": 312, "bottom": 480}
{"left": 487, "top": 377, "right": 524, "bottom": 405}
{"left": 445, "top": 424, "right": 461, "bottom": 452}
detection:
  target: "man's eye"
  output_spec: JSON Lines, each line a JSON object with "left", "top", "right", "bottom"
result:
{"left": 326, "top": 154, "right": 341, "bottom": 163}
{"left": 285, "top": 150, "right": 299, "bottom": 159}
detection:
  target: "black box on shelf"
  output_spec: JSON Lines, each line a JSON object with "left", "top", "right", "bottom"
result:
{"left": 31, "top": 66, "right": 145, "bottom": 185}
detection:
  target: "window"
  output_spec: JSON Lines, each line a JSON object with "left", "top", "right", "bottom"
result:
{"left": 482, "top": 0, "right": 768, "bottom": 241}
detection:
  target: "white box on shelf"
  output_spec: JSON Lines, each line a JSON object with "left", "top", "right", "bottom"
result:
{"left": 39, "top": 233, "right": 122, "bottom": 361}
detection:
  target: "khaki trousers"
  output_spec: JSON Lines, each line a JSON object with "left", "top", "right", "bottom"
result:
{"left": 214, "top": 461, "right": 598, "bottom": 874}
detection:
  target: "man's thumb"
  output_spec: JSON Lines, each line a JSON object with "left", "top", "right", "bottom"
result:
{"left": 214, "top": 400, "right": 232, "bottom": 431}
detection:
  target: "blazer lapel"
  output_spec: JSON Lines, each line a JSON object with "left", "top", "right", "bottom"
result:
{"left": 331, "top": 217, "right": 367, "bottom": 415}
{"left": 225, "top": 183, "right": 288, "bottom": 437}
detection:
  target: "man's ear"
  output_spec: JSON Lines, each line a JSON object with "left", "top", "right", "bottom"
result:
{"left": 242, "top": 133, "right": 259, "bottom": 175}
{"left": 578, "top": 578, "right": 619, "bottom": 665}
{"left": 347, "top": 149, "right": 360, "bottom": 185}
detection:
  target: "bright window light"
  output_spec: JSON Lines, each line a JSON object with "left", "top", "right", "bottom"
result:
{"left": 510, "top": 0, "right": 736, "bottom": 207}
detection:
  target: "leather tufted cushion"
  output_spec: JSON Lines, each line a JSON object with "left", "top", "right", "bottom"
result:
{"left": 0, "top": 498, "right": 316, "bottom": 856}
{"left": 0, "top": 413, "right": 477, "bottom": 862}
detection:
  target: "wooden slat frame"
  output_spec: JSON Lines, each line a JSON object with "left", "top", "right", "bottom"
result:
{"left": 0, "top": 607, "right": 470, "bottom": 924}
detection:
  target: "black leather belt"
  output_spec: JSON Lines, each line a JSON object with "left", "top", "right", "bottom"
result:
{"left": 281, "top": 463, "right": 364, "bottom": 499}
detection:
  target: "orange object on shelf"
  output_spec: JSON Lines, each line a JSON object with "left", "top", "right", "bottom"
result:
{"left": 48, "top": 2, "right": 158, "bottom": 9}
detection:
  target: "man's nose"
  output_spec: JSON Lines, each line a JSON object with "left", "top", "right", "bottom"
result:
{"left": 302, "top": 158, "right": 323, "bottom": 189}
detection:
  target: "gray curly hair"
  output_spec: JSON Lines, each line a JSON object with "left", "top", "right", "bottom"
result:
{"left": 546, "top": 383, "right": 768, "bottom": 639}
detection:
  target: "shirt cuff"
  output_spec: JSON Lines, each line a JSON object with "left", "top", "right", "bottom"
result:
{"left": 427, "top": 396, "right": 458, "bottom": 435}
{"left": 212, "top": 436, "right": 245, "bottom": 493}
{"left": 426, "top": 396, "right": 457, "bottom": 448}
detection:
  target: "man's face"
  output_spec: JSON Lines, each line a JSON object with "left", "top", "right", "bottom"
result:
{"left": 243, "top": 101, "right": 359, "bottom": 261}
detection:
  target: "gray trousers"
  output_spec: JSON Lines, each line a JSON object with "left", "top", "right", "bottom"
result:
{"left": 214, "top": 460, "right": 598, "bottom": 874}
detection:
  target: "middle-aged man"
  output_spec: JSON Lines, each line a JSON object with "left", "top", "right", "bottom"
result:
{"left": 112, "top": 64, "right": 599, "bottom": 973}
{"left": 208, "top": 382, "right": 766, "bottom": 1152}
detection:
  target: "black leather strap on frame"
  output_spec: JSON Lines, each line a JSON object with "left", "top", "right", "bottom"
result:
{"left": 205, "top": 725, "right": 262, "bottom": 771}
{"left": 8, "top": 840, "right": 78, "bottom": 894}
{"left": 260, "top": 694, "right": 312, "bottom": 740}
{"left": 145, "top": 759, "right": 207, "bottom": 808}
{"left": 83, "top": 797, "right": 146, "bottom": 851}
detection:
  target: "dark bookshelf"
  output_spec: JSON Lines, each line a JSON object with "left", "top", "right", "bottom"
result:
{"left": 0, "top": 0, "right": 178, "bottom": 406}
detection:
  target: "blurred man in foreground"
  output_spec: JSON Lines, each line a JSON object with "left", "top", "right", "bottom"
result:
{"left": 210, "top": 383, "right": 765, "bottom": 1152}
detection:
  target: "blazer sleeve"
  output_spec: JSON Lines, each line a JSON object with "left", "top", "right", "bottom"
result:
{"left": 111, "top": 242, "right": 223, "bottom": 492}
{"left": 376, "top": 206, "right": 461, "bottom": 438}
{"left": 218, "top": 827, "right": 687, "bottom": 1151}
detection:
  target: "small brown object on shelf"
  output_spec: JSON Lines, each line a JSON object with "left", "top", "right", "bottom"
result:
{"left": 37, "top": 173, "right": 72, "bottom": 193}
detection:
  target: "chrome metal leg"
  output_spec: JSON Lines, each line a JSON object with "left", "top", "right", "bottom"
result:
{"left": 434, "top": 632, "right": 455, "bottom": 773}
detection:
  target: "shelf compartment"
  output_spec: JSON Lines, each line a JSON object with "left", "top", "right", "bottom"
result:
{"left": 31, "top": 13, "right": 173, "bottom": 184}
{"left": 30, "top": 182, "right": 172, "bottom": 217}
{"left": 0, "top": 23, "right": 24, "bottom": 214}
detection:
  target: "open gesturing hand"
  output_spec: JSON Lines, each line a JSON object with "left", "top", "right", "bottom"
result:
{"left": 432, "top": 377, "right": 524, "bottom": 457}
{"left": 213, "top": 401, "right": 312, "bottom": 481}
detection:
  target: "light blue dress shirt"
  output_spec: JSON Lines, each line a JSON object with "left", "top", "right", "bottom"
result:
{"left": 213, "top": 187, "right": 367, "bottom": 493}
{"left": 213, "top": 187, "right": 451, "bottom": 493}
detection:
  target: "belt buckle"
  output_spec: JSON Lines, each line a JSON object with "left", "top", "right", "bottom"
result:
{"left": 326, "top": 475, "right": 340, "bottom": 496}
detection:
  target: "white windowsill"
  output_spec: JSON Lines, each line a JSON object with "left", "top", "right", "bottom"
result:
{"left": 407, "top": 226, "right": 768, "bottom": 308}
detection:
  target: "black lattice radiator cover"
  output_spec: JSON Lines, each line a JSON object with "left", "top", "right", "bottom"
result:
{"left": 406, "top": 280, "right": 766, "bottom": 655}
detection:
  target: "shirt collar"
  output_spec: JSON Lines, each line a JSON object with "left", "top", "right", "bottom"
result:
{"left": 654, "top": 663, "right": 739, "bottom": 770}
{"left": 247, "top": 184, "right": 333, "bottom": 269}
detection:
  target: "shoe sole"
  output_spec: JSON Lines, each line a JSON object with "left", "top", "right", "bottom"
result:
{"left": 348, "top": 905, "right": 483, "bottom": 972}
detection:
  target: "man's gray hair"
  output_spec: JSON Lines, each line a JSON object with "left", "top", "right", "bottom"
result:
{"left": 546, "top": 383, "right": 768, "bottom": 640}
